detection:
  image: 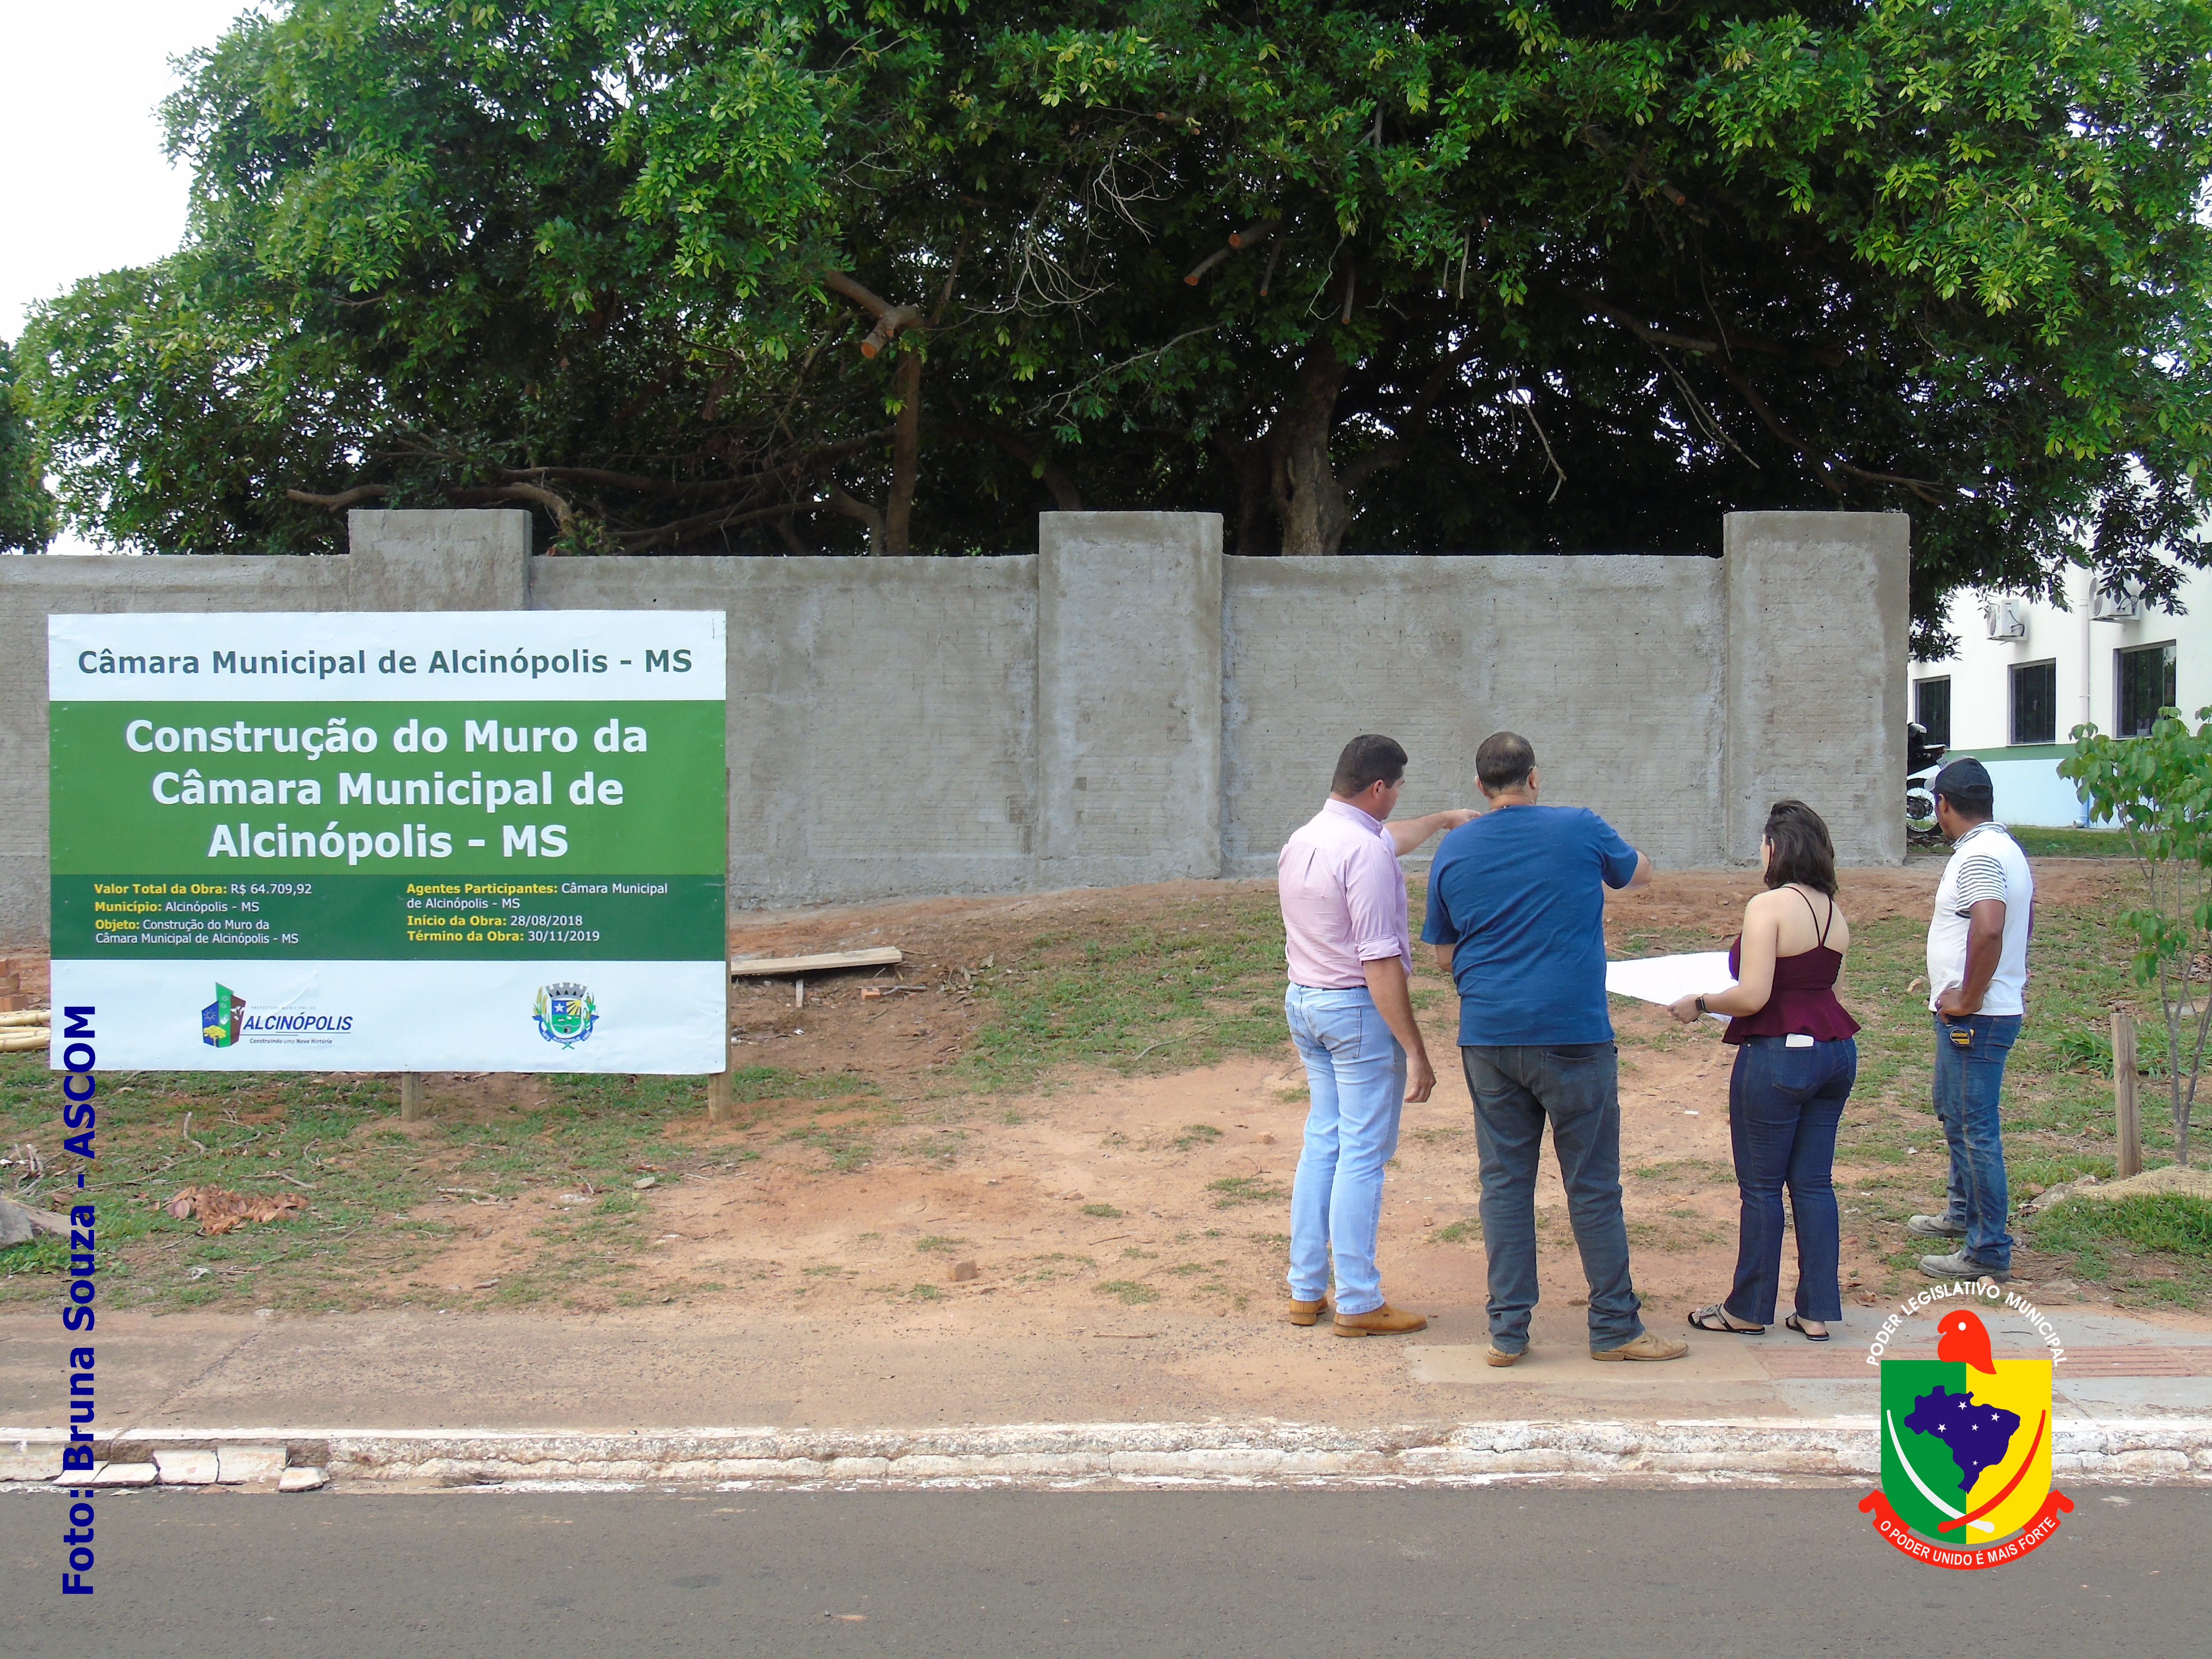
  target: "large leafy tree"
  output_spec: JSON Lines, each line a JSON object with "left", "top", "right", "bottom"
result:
{"left": 0, "top": 338, "right": 57, "bottom": 553}
{"left": 16, "top": 0, "right": 2212, "bottom": 647}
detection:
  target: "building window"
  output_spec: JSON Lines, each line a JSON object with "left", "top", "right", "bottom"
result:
{"left": 2117, "top": 641, "right": 2177, "bottom": 738}
{"left": 2010, "top": 660, "right": 2057, "bottom": 745}
{"left": 1915, "top": 678, "right": 1951, "bottom": 748}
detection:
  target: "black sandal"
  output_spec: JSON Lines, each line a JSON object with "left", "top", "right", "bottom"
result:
{"left": 1688, "top": 1304, "right": 1765, "bottom": 1334}
{"left": 1785, "top": 1313, "right": 1831, "bottom": 1342}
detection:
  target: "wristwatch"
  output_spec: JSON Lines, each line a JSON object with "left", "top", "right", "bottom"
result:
{"left": 1694, "top": 995, "right": 1708, "bottom": 1016}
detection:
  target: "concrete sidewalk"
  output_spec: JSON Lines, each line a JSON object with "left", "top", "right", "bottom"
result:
{"left": 6, "top": 1296, "right": 2211, "bottom": 1488}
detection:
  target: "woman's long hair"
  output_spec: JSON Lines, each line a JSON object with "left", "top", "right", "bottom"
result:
{"left": 1763, "top": 799, "right": 1839, "bottom": 896}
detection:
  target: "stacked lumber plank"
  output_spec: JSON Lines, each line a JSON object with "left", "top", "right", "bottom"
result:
{"left": 0, "top": 1004, "right": 51, "bottom": 1052}
{"left": 728, "top": 946, "right": 903, "bottom": 978}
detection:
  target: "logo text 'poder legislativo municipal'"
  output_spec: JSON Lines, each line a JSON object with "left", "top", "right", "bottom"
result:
{"left": 1860, "top": 1288, "right": 2073, "bottom": 1570}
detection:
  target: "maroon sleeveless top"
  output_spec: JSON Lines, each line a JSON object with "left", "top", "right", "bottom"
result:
{"left": 1723, "top": 889, "right": 1861, "bottom": 1046}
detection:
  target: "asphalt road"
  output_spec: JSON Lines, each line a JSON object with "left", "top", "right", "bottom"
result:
{"left": 6, "top": 1486, "right": 2202, "bottom": 1657}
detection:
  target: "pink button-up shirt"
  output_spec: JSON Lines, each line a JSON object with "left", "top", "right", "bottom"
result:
{"left": 1278, "top": 798, "right": 1411, "bottom": 988}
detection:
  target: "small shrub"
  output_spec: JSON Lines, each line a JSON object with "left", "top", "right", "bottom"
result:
{"left": 1081, "top": 1203, "right": 1123, "bottom": 1218}
{"left": 2051, "top": 1029, "right": 2114, "bottom": 1076}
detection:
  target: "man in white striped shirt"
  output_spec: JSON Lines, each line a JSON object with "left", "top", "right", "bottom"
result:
{"left": 1912, "top": 758, "right": 2035, "bottom": 1284}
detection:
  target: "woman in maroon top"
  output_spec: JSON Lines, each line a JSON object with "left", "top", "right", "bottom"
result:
{"left": 1668, "top": 800, "right": 1860, "bottom": 1339}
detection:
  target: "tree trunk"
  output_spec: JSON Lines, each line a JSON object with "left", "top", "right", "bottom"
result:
{"left": 1270, "top": 332, "right": 1349, "bottom": 555}
{"left": 885, "top": 350, "right": 922, "bottom": 553}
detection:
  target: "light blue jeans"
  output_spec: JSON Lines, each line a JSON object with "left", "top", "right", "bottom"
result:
{"left": 1285, "top": 983, "right": 1407, "bottom": 1317}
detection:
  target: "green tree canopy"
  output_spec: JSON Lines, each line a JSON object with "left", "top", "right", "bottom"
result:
{"left": 17, "top": 0, "right": 2212, "bottom": 647}
{"left": 0, "top": 338, "right": 58, "bottom": 553}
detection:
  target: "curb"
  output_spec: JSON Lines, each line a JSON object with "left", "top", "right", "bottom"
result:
{"left": 8, "top": 1418, "right": 2212, "bottom": 1489}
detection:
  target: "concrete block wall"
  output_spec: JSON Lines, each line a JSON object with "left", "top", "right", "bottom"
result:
{"left": 1222, "top": 552, "right": 1732, "bottom": 874}
{"left": 0, "top": 507, "right": 1905, "bottom": 941}
{"left": 537, "top": 553, "right": 1039, "bottom": 905}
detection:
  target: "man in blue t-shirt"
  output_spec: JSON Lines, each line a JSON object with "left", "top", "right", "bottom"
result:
{"left": 1422, "top": 732, "right": 1687, "bottom": 1366}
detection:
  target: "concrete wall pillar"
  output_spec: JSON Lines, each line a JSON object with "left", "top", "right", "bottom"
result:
{"left": 346, "top": 508, "right": 532, "bottom": 609}
{"left": 1037, "top": 512, "right": 1224, "bottom": 885}
{"left": 1723, "top": 510, "right": 1910, "bottom": 865}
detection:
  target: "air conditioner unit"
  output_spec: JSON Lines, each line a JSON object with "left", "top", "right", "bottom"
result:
{"left": 2092, "top": 580, "right": 2145, "bottom": 622}
{"left": 1984, "top": 597, "right": 2029, "bottom": 640}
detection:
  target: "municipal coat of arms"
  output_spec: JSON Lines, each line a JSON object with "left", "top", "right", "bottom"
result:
{"left": 533, "top": 983, "right": 598, "bottom": 1048}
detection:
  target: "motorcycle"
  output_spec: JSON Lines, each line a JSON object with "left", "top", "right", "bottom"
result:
{"left": 1905, "top": 721, "right": 1946, "bottom": 825}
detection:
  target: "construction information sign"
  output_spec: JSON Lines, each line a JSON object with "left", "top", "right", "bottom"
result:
{"left": 47, "top": 611, "right": 727, "bottom": 1073}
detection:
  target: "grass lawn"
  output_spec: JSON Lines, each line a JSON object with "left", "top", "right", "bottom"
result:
{"left": 2006, "top": 826, "right": 2133, "bottom": 858}
{"left": 6, "top": 864, "right": 2208, "bottom": 1314}
{"left": 954, "top": 885, "right": 1293, "bottom": 1093}
{"left": 0, "top": 1062, "right": 859, "bottom": 1314}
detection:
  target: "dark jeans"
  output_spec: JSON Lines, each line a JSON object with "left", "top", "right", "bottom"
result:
{"left": 1723, "top": 1036, "right": 1856, "bottom": 1326}
{"left": 1931, "top": 1013, "right": 2022, "bottom": 1271}
{"left": 1460, "top": 1043, "right": 1644, "bottom": 1352}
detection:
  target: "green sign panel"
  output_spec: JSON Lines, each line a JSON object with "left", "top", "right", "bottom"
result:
{"left": 50, "top": 612, "right": 727, "bottom": 1073}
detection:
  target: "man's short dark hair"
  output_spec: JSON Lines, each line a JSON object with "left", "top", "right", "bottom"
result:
{"left": 1476, "top": 731, "right": 1536, "bottom": 793}
{"left": 1331, "top": 734, "right": 1407, "bottom": 796}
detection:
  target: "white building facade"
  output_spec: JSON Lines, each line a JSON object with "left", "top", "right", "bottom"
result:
{"left": 1908, "top": 563, "right": 2212, "bottom": 826}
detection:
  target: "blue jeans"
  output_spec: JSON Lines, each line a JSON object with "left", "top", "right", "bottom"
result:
{"left": 1931, "top": 1013, "right": 2021, "bottom": 1271}
{"left": 1724, "top": 1036, "right": 1856, "bottom": 1325}
{"left": 1460, "top": 1043, "right": 1643, "bottom": 1352}
{"left": 1286, "top": 985, "right": 1407, "bottom": 1316}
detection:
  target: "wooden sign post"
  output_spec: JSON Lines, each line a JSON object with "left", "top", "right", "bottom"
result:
{"left": 2112, "top": 1009, "right": 2142, "bottom": 1179}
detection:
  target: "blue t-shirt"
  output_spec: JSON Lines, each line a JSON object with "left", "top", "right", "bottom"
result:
{"left": 1421, "top": 804, "right": 1641, "bottom": 1046}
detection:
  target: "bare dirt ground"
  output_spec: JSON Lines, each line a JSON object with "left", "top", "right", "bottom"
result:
{"left": 399, "top": 862, "right": 2140, "bottom": 1336}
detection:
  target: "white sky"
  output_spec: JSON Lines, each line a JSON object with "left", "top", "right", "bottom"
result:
{"left": 2, "top": 2, "right": 267, "bottom": 553}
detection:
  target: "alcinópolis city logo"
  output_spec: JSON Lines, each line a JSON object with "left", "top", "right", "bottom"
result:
{"left": 1860, "top": 1285, "right": 2075, "bottom": 1568}
{"left": 201, "top": 983, "right": 246, "bottom": 1048}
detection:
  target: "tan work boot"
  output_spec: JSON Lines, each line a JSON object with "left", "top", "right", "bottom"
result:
{"left": 1333, "top": 1303, "right": 1429, "bottom": 1337}
{"left": 1284, "top": 1297, "right": 1328, "bottom": 1328}
{"left": 1485, "top": 1345, "right": 1524, "bottom": 1367}
{"left": 1591, "top": 1331, "right": 1689, "bottom": 1362}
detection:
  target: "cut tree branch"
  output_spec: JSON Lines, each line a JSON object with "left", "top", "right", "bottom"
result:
{"left": 286, "top": 485, "right": 390, "bottom": 512}
{"left": 823, "top": 270, "right": 926, "bottom": 358}
{"left": 445, "top": 483, "right": 573, "bottom": 535}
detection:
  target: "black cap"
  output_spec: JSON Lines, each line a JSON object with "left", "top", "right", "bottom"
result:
{"left": 1933, "top": 756, "right": 1994, "bottom": 809}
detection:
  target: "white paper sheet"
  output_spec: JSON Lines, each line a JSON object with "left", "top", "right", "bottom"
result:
{"left": 1605, "top": 951, "right": 1736, "bottom": 1022}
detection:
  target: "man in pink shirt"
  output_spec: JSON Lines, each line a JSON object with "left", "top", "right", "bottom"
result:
{"left": 1279, "top": 735, "right": 1475, "bottom": 1336}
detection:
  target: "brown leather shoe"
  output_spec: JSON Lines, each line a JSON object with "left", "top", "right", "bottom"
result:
{"left": 1333, "top": 1303, "right": 1429, "bottom": 1337}
{"left": 1485, "top": 1345, "right": 1524, "bottom": 1367}
{"left": 1285, "top": 1297, "right": 1328, "bottom": 1327}
{"left": 1591, "top": 1331, "right": 1689, "bottom": 1362}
